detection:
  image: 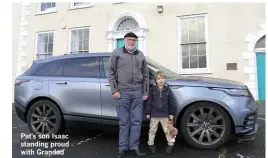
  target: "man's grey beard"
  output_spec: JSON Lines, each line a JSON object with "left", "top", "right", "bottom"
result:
{"left": 126, "top": 45, "right": 136, "bottom": 51}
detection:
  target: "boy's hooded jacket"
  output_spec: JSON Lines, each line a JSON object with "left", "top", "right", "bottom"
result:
{"left": 145, "top": 85, "right": 176, "bottom": 117}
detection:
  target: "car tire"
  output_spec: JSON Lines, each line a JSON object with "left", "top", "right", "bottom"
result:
{"left": 27, "top": 100, "right": 62, "bottom": 136}
{"left": 180, "top": 102, "right": 231, "bottom": 149}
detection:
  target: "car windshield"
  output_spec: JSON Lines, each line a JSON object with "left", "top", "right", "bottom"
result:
{"left": 145, "top": 57, "right": 181, "bottom": 79}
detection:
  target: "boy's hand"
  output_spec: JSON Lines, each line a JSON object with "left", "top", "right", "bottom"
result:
{"left": 146, "top": 115, "right": 150, "bottom": 119}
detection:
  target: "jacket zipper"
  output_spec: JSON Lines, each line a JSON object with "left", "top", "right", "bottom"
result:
{"left": 131, "top": 55, "right": 133, "bottom": 86}
{"left": 159, "top": 88, "right": 163, "bottom": 108}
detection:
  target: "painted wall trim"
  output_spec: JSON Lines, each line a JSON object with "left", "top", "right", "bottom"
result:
{"left": 16, "top": 2, "right": 30, "bottom": 77}
{"left": 107, "top": 12, "right": 148, "bottom": 55}
{"left": 243, "top": 23, "right": 265, "bottom": 100}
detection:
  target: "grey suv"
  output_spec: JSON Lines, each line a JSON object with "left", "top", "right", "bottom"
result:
{"left": 14, "top": 53, "right": 258, "bottom": 149}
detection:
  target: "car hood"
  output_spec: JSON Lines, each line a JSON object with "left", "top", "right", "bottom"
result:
{"left": 166, "top": 76, "right": 247, "bottom": 89}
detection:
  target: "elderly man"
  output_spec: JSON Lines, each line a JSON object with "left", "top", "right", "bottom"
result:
{"left": 108, "top": 32, "right": 149, "bottom": 158}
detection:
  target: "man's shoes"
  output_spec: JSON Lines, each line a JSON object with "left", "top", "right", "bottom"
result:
{"left": 148, "top": 145, "right": 156, "bottom": 154}
{"left": 116, "top": 150, "right": 125, "bottom": 158}
{"left": 133, "top": 149, "right": 146, "bottom": 157}
{"left": 165, "top": 145, "right": 174, "bottom": 154}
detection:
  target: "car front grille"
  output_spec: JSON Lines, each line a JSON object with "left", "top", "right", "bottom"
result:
{"left": 243, "top": 112, "right": 257, "bottom": 129}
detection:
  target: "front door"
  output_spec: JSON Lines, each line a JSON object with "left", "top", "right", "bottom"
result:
{"left": 256, "top": 52, "right": 266, "bottom": 100}
{"left": 116, "top": 38, "right": 138, "bottom": 48}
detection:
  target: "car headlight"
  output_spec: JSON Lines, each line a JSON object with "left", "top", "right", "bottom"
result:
{"left": 211, "top": 88, "right": 250, "bottom": 96}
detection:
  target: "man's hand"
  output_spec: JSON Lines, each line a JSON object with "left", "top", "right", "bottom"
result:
{"left": 143, "top": 95, "right": 148, "bottom": 100}
{"left": 112, "top": 92, "right": 121, "bottom": 99}
{"left": 146, "top": 115, "right": 150, "bottom": 119}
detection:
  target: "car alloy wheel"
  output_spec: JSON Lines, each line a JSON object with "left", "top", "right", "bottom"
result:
{"left": 186, "top": 107, "right": 225, "bottom": 145}
{"left": 30, "top": 104, "right": 57, "bottom": 135}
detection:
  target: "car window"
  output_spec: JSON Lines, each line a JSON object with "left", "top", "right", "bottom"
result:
{"left": 101, "top": 57, "right": 110, "bottom": 78}
{"left": 63, "top": 57, "right": 100, "bottom": 77}
{"left": 34, "top": 59, "right": 68, "bottom": 76}
{"left": 146, "top": 57, "right": 181, "bottom": 79}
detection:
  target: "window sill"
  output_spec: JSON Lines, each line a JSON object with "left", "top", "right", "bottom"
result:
{"left": 178, "top": 68, "right": 212, "bottom": 75}
{"left": 35, "top": 11, "right": 57, "bottom": 16}
{"left": 113, "top": 2, "right": 125, "bottom": 4}
{"left": 68, "top": 4, "right": 94, "bottom": 10}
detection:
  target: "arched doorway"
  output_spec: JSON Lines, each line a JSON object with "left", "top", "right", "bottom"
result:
{"left": 243, "top": 23, "right": 265, "bottom": 100}
{"left": 254, "top": 35, "right": 265, "bottom": 100}
{"left": 115, "top": 18, "right": 139, "bottom": 48}
{"left": 107, "top": 12, "right": 148, "bottom": 55}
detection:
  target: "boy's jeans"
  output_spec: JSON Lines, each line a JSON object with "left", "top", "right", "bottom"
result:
{"left": 116, "top": 89, "right": 143, "bottom": 151}
{"left": 148, "top": 117, "right": 175, "bottom": 146}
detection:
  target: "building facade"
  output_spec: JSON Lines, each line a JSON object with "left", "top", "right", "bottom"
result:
{"left": 13, "top": 2, "right": 265, "bottom": 101}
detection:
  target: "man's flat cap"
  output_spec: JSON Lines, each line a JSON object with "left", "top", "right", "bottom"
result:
{"left": 124, "top": 32, "right": 138, "bottom": 39}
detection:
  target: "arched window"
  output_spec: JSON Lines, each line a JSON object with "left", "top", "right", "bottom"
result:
{"left": 254, "top": 35, "right": 265, "bottom": 49}
{"left": 116, "top": 18, "right": 139, "bottom": 32}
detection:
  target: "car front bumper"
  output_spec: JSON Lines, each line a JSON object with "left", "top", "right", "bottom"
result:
{"left": 235, "top": 102, "right": 258, "bottom": 136}
{"left": 220, "top": 92, "right": 259, "bottom": 136}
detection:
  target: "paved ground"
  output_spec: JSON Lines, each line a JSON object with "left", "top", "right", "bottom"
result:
{"left": 12, "top": 104, "right": 265, "bottom": 158}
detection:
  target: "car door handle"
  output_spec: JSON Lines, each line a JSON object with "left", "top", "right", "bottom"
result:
{"left": 105, "top": 84, "right": 110, "bottom": 86}
{"left": 55, "top": 82, "right": 67, "bottom": 85}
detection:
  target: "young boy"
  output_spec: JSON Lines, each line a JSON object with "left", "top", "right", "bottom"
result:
{"left": 145, "top": 71, "right": 177, "bottom": 154}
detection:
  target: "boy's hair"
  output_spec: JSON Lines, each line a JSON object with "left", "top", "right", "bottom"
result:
{"left": 154, "top": 71, "right": 165, "bottom": 80}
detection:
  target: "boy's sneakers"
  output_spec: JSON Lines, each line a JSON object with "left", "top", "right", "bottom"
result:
{"left": 148, "top": 145, "right": 156, "bottom": 154}
{"left": 165, "top": 145, "right": 174, "bottom": 154}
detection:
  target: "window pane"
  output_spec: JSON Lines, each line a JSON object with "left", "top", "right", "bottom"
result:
{"left": 182, "top": 56, "right": 189, "bottom": 69}
{"left": 52, "top": 2, "right": 56, "bottom": 8}
{"left": 74, "top": 2, "right": 81, "bottom": 6}
{"left": 84, "top": 29, "right": 89, "bottom": 39}
{"left": 190, "top": 56, "right": 198, "bottom": 68}
{"left": 190, "top": 44, "right": 197, "bottom": 55}
{"left": 37, "top": 54, "right": 45, "bottom": 60}
{"left": 197, "top": 16, "right": 205, "bottom": 42}
{"left": 71, "top": 30, "right": 78, "bottom": 42}
{"left": 83, "top": 40, "right": 89, "bottom": 50}
{"left": 73, "top": 2, "right": 90, "bottom": 7}
{"left": 199, "top": 55, "right": 207, "bottom": 68}
{"left": 78, "top": 29, "right": 83, "bottom": 41}
{"left": 37, "top": 44, "right": 42, "bottom": 54}
{"left": 37, "top": 44, "right": 45, "bottom": 54}
{"left": 198, "top": 43, "right": 206, "bottom": 55}
{"left": 47, "top": 3, "right": 51, "bottom": 8}
{"left": 63, "top": 58, "right": 100, "bottom": 77}
{"left": 44, "top": 44, "right": 48, "bottom": 53}
{"left": 44, "top": 34, "right": 49, "bottom": 43}
{"left": 41, "top": 3, "right": 46, "bottom": 11}
{"left": 181, "top": 45, "right": 189, "bottom": 57}
{"left": 255, "top": 35, "right": 265, "bottom": 49}
{"left": 38, "top": 35, "right": 43, "bottom": 44}
{"left": 48, "top": 33, "right": 53, "bottom": 43}
{"left": 48, "top": 43, "right": 53, "bottom": 53}
{"left": 71, "top": 41, "right": 76, "bottom": 52}
{"left": 180, "top": 18, "right": 188, "bottom": 43}
{"left": 76, "top": 42, "right": 80, "bottom": 51}
{"left": 79, "top": 41, "right": 83, "bottom": 50}
{"left": 37, "top": 54, "right": 52, "bottom": 60}
{"left": 189, "top": 18, "right": 197, "bottom": 43}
